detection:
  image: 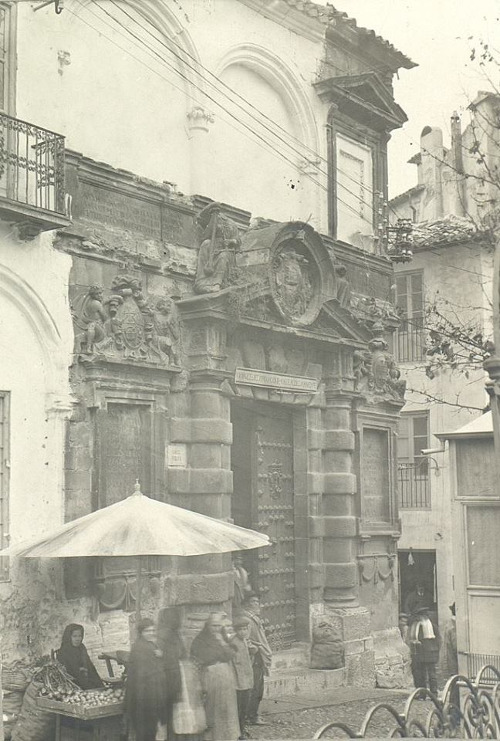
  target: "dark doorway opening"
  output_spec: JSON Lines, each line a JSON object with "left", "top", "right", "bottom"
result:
{"left": 398, "top": 549, "right": 437, "bottom": 617}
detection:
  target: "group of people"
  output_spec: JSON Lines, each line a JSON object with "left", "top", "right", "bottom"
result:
{"left": 57, "top": 591, "right": 271, "bottom": 741}
{"left": 190, "top": 593, "right": 271, "bottom": 741}
{"left": 399, "top": 584, "right": 458, "bottom": 698}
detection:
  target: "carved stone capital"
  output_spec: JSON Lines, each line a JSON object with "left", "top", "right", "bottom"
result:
{"left": 187, "top": 105, "right": 215, "bottom": 133}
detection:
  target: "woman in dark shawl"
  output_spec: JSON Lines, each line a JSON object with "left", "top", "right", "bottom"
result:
{"left": 57, "top": 624, "right": 103, "bottom": 690}
{"left": 190, "top": 613, "right": 240, "bottom": 741}
{"left": 125, "top": 618, "right": 167, "bottom": 741}
{"left": 157, "top": 607, "right": 185, "bottom": 740}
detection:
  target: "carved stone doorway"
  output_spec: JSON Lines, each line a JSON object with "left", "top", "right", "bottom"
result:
{"left": 231, "top": 401, "right": 297, "bottom": 650}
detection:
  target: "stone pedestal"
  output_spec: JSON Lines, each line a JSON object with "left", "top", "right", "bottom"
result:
{"left": 373, "top": 627, "right": 412, "bottom": 688}
{"left": 325, "top": 606, "right": 375, "bottom": 688}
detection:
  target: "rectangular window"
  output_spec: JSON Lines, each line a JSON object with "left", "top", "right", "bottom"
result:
{"left": 395, "top": 271, "right": 425, "bottom": 362}
{"left": 335, "top": 133, "right": 374, "bottom": 249}
{"left": 0, "top": 391, "right": 10, "bottom": 580}
{"left": 397, "top": 412, "right": 430, "bottom": 508}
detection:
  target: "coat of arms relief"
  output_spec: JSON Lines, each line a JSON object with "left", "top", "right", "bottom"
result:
{"left": 72, "top": 274, "right": 181, "bottom": 366}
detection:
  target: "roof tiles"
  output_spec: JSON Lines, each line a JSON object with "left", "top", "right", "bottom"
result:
{"left": 411, "top": 214, "right": 479, "bottom": 249}
{"left": 281, "top": 0, "right": 415, "bottom": 68}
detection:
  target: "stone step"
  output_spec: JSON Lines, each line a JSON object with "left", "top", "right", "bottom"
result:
{"left": 271, "top": 643, "right": 310, "bottom": 671}
{"left": 264, "top": 666, "right": 346, "bottom": 699}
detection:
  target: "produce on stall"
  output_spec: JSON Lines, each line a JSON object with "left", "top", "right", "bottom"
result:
{"left": 11, "top": 658, "right": 124, "bottom": 741}
{"left": 35, "top": 658, "right": 124, "bottom": 711}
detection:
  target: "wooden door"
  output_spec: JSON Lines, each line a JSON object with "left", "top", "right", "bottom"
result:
{"left": 231, "top": 403, "right": 296, "bottom": 650}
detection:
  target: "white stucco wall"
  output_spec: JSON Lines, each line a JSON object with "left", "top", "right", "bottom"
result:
{"left": 16, "top": 0, "right": 327, "bottom": 229}
{"left": 396, "top": 242, "right": 493, "bottom": 631}
{"left": 0, "top": 227, "right": 74, "bottom": 656}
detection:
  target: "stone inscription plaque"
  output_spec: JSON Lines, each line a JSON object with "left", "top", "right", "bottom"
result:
{"left": 167, "top": 444, "right": 187, "bottom": 468}
{"left": 235, "top": 367, "right": 319, "bottom": 393}
{"left": 75, "top": 182, "right": 195, "bottom": 246}
{"left": 78, "top": 184, "right": 161, "bottom": 239}
{"left": 362, "top": 428, "right": 390, "bottom": 523}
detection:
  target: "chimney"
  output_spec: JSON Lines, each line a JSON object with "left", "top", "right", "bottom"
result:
{"left": 450, "top": 112, "right": 464, "bottom": 174}
{"left": 450, "top": 111, "right": 466, "bottom": 216}
{"left": 420, "top": 126, "right": 444, "bottom": 220}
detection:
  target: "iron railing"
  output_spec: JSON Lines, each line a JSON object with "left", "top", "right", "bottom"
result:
{"left": 396, "top": 319, "right": 426, "bottom": 363}
{"left": 398, "top": 461, "right": 430, "bottom": 508}
{"left": 466, "top": 653, "right": 500, "bottom": 682}
{"left": 0, "top": 112, "right": 65, "bottom": 214}
{"left": 314, "top": 665, "right": 500, "bottom": 738}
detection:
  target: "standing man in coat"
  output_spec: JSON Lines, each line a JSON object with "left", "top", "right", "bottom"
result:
{"left": 407, "top": 606, "right": 441, "bottom": 696}
{"left": 241, "top": 593, "right": 272, "bottom": 726}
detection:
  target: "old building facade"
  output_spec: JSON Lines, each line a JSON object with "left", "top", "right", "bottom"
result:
{"left": 389, "top": 99, "right": 497, "bottom": 640}
{"left": 435, "top": 412, "right": 500, "bottom": 678}
{"left": 1, "top": 0, "right": 415, "bottom": 688}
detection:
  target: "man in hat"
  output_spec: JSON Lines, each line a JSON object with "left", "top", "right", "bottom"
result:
{"left": 230, "top": 614, "right": 255, "bottom": 739}
{"left": 404, "top": 584, "right": 427, "bottom": 616}
{"left": 241, "top": 593, "right": 272, "bottom": 725}
{"left": 407, "top": 606, "right": 440, "bottom": 696}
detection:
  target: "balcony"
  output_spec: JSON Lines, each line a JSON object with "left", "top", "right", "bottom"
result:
{"left": 0, "top": 113, "right": 70, "bottom": 239}
{"left": 398, "top": 461, "right": 430, "bottom": 508}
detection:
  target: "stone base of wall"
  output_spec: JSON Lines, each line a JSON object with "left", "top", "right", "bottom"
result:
{"left": 324, "top": 605, "right": 376, "bottom": 688}
{"left": 373, "top": 627, "right": 412, "bottom": 689}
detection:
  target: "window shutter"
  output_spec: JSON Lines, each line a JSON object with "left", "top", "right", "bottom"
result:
{"left": 397, "top": 415, "right": 410, "bottom": 462}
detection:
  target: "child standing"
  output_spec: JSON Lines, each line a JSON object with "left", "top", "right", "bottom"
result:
{"left": 230, "top": 615, "right": 255, "bottom": 739}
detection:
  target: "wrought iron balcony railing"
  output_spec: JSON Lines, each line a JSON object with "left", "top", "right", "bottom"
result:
{"left": 0, "top": 112, "right": 69, "bottom": 238}
{"left": 398, "top": 460, "right": 430, "bottom": 508}
{"left": 396, "top": 320, "right": 426, "bottom": 363}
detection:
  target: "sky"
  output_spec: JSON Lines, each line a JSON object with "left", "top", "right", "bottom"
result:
{"left": 318, "top": 0, "right": 500, "bottom": 197}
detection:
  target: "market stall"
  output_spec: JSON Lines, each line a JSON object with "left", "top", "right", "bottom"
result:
{"left": 1, "top": 482, "right": 270, "bottom": 741}
{"left": 10, "top": 657, "right": 124, "bottom": 741}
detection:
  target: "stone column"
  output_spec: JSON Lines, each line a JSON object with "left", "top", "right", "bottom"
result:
{"left": 187, "top": 105, "right": 215, "bottom": 196}
{"left": 321, "top": 390, "right": 375, "bottom": 687}
{"left": 322, "top": 394, "right": 358, "bottom": 605}
{"left": 168, "top": 369, "right": 233, "bottom": 611}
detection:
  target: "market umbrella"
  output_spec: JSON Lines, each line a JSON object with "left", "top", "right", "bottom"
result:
{"left": 0, "top": 482, "right": 270, "bottom": 621}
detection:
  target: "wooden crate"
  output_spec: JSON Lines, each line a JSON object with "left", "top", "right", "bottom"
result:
{"left": 36, "top": 696, "right": 124, "bottom": 720}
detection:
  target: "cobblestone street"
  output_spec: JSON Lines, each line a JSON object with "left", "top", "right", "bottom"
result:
{"left": 249, "top": 689, "right": 416, "bottom": 738}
